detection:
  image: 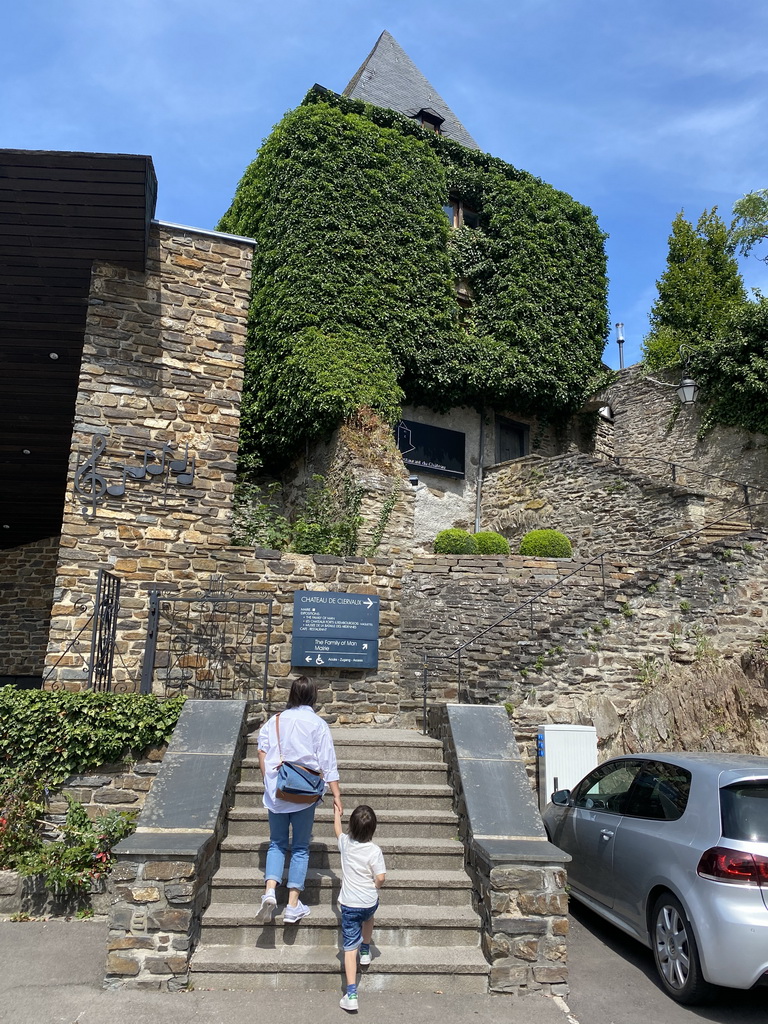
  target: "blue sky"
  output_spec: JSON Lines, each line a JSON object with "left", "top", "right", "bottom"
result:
{"left": 2, "top": 0, "right": 766, "bottom": 368}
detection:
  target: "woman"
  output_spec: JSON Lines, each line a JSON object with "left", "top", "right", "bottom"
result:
{"left": 256, "top": 676, "right": 342, "bottom": 923}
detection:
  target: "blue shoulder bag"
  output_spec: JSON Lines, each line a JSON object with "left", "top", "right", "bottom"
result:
{"left": 275, "top": 713, "right": 325, "bottom": 804}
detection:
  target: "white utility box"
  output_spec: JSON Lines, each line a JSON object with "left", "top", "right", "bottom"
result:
{"left": 536, "top": 724, "right": 598, "bottom": 811}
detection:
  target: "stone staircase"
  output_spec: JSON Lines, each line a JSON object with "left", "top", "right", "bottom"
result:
{"left": 190, "top": 728, "right": 489, "bottom": 992}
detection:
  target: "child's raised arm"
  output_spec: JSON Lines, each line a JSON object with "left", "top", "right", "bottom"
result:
{"left": 333, "top": 801, "right": 343, "bottom": 838}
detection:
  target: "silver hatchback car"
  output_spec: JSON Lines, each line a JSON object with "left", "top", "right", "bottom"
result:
{"left": 542, "top": 752, "right": 768, "bottom": 1004}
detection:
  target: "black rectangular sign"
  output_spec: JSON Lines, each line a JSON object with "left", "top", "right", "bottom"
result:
{"left": 292, "top": 591, "right": 380, "bottom": 668}
{"left": 395, "top": 419, "right": 465, "bottom": 478}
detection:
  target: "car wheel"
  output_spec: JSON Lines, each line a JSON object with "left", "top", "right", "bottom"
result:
{"left": 651, "top": 893, "right": 713, "bottom": 1005}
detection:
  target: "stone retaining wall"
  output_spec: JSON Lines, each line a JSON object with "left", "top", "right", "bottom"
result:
{"left": 0, "top": 536, "right": 59, "bottom": 680}
{"left": 480, "top": 452, "right": 715, "bottom": 560}
{"left": 598, "top": 365, "right": 768, "bottom": 521}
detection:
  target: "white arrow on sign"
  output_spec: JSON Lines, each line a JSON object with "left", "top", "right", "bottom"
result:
{"left": 365, "top": 598, "right": 374, "bottom": 609}
{"left": 305, "top": 656, "right": 313, "bottom": 663}
{"left": 315, "top": 655, "right": 325, "bottom": 665}
{"left": 362, "top": 643, "right": 368, "bottom": 650}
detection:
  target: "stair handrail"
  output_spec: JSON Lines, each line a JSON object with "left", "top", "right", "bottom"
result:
{"left": 611, "top": 454, "right": 768, "bottom": 507}
{"left": 419, "top": 501, "right": 768, "bottom": 730}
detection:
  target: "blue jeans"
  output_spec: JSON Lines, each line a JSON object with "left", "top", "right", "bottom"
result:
{"left": 265, "top": 805, "right": 317, "bottom": 891}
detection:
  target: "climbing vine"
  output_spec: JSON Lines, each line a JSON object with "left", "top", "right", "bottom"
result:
{"left": 219, "top": 87, "right": 609, "bottom": 469}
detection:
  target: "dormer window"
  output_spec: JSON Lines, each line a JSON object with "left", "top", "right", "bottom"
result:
{"left": 443, "top": 198, "right": 480, "bottom": 230}
{"left": 413, "top": 107, "right": 444, "bottom": 135}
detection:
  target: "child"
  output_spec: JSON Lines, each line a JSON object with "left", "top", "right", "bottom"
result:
{"left": 334, "top": 803, "right": 386, "bottom": 1013}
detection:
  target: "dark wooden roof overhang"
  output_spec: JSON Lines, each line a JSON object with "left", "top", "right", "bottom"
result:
{"left": 0, "top": 150, "right": 157, "bottom": 549}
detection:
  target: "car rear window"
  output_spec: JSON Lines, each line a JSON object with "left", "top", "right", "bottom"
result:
{"left": 721, "top": 782, "right": 768, "bottom": 843}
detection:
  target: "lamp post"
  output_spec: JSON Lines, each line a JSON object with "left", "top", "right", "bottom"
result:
{"left": 615, "top": 323, "right": 625, "bottom": 370}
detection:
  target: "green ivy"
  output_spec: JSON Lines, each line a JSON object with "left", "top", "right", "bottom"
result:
{"left": 219, "top": 88, "right": 609, "bottom": 469}
{"left": 0, "top": 690, "right": 186, "bottom": 786}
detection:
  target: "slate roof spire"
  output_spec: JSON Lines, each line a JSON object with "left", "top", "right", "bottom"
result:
{"left": 343, "top": 31, "right": 480, "bottom": 150}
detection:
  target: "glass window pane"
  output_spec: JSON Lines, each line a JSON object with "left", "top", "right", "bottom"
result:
{"left": 721, "top": 783, "right": 768, "bottom": 842}
{"left": 573, "top": 761, "right": 640, "bottom": 814}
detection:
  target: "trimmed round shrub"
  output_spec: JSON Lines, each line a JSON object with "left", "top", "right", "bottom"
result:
{"left": 434, "top": 529, "right": 478, "bottom": 554}
{"left": 474, "top": 531, "right": 510, "bottom": 555}
{"left": 519, "top": 529, "right": 572, "bottom": 558}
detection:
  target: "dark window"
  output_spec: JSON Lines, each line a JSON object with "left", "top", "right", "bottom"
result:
{"left": 721, "top": 782, "right": 768, "bottom": 842}
{"left": 444, "top": 198, "right": 480, "bottom": 230}
{"left": 572, "top": 760, "right": 641, "bottom": 815}
{"left": 624, "top": 762, "right": 691, "bottom": 821}
{"left": 496, "top": 418, "right": 528, "bottom": 462}
{"left": 415, "top": 108, "right": 444, "bottom": 135}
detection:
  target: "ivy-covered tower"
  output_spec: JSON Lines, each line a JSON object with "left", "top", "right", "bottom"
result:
{"left": 219, "top": 32, "right": 609, "bottom": 481}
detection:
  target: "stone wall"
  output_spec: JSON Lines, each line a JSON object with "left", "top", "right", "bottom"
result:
{"left": 44, "top": 223, "right": 253, "bottom": 690}
{"left": 480, "top": 452, "right": 718, "bottom": 560}
{"left": 598, "top": 365, "right": 768, "bottom": 520}
{"left": 400, "top": 551, "right": 638, "bottom": 713}
{"left": 0, "top": 536, "right": 59, "bottom": 680}
{"left": 401, "top": 532, "right": 768, "bottom": 772}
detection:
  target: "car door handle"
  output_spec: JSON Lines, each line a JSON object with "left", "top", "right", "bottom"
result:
{"left": 600, "top": 829, "right": 615, "bottom": 840}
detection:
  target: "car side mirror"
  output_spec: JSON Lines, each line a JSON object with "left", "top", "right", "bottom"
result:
{"left": 551, "top": 788, "right": 572, "bottom": 806}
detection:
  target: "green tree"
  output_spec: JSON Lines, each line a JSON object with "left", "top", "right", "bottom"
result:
{"left": 692, "top": 295, "right": 768, "bottom": 437}
{"left": 731, "top": 189, "right": 768, "bottom": 263}
{"left": 643, "top": 209, "right": 746, "bottom": 370}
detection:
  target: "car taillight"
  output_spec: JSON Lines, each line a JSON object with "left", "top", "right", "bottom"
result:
{"left": 697, "top": 846, "right": 768, "bottom": 887}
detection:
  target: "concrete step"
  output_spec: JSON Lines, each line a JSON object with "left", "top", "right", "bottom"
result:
{"left": 199, "top": 902, "right": 481, "bottom": 947}
{"left": 225, "top": 807, "right": 459, "bottom": 840}
{"left": 239, "top": 758, "right": 448, "bottom": 785}
{"left": 210, "top": 867, "right": 472, "bottom": 907}
{"left": 234, "top": 780, "right": 455, "bottom": 811}
{"left": 218, "top": 836, "right": 466, "bottom": 871}
{"left": 247, "top": 728, "right": 444, "bottom": 764}
{"left": 190, "top": 942, "right": 490, "bottom": 993}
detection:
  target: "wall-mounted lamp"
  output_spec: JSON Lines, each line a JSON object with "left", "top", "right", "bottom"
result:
{"left": 647, "top": 346, "right": 699, "bottom": 407}
{"left": 408, "top": 475, "right": 419, "bottom": 486}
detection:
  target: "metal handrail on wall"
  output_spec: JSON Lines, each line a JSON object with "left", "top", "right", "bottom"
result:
{"left": 419, "top": 501, "right": 768, "bottom": 732}
{"left": 612, "top": 454, "right": 768, "bottom": 509}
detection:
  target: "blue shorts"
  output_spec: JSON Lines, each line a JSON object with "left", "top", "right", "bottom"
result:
{"left": 340, "top": 901, "right": 379, "bottom": 951}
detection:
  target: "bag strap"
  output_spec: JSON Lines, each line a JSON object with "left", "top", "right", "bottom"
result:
{"left": 275, "top": 712, "right": 282, "bottom": 761}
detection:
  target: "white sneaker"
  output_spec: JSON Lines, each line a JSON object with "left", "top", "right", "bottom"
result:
{"left": 255, "top": 892, "right": 277, "bottom": 923}
{"left": 359, "top": 949, "right": 372, "bottom": 966}
{"left": 284, "top": 900, "right": 311, "bottom": 924}
{"left": 340, "top": 993, "right": 358, "bottom": 1012}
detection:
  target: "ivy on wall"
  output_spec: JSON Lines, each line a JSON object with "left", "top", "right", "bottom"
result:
{"left": 0, "top": 690, "right": 185, "bottom": 785}
{"left": 219, "top": 88, "right": 609, "bottom": 469}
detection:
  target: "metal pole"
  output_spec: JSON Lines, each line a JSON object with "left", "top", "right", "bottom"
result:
{"left": 140, "top": 589, "right": 160, "bottom": 694}
{"left": 457, "top": 649, "right": 462, "bottom": 704}
{"left": 87, "top": 569, "right": 105, "bottom": 690}
{"left": 473, "top": 410, "right": 485, "bottom": 534}
{"left": 422, "top": 656, "right": 429, "bottom": 736}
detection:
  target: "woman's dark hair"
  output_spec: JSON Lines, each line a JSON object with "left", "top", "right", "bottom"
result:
{"left": 348, "top": 805, "right": 377, "bottom": 844}
{"left": 286, "top": 676, "right": 318, "bottom": 710}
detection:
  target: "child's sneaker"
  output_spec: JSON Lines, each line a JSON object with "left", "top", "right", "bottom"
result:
{"left": 340, "top": 993, "right": 358, "bottom": 1012}
{"left": 284, "top": 900, "right": 311, "bottom": 924}
{"left": 255, "top": 892, "right": 276, "bottom": 923}
{"left": 359, "top": 947, "right": 372, "bottom": 966}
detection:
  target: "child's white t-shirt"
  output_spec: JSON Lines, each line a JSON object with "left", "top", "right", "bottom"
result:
{"left": 337, "top": 833, "right": 386, "bottom": 908}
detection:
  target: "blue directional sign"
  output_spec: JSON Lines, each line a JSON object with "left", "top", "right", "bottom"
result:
{"left": 292, "top": 637, "right": 379, "bottom": 669}
{"left": 292, "top": 591, "right": 380, "bottom": 667}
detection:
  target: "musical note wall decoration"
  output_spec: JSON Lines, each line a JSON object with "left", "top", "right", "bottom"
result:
{"left": 73, "top": 433, "right": 200, "bottom": 514}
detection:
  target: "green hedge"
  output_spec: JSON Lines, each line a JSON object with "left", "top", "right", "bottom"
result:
{"left": 434, "top": 529, "right": 477, "bottom": 554}
{"left": 0, "top": 690, "right": 186, "bottom": 785}
{"left": 219, "top": 89, "right": 609, "bottom": 469}
{"left": 474, "top": 531, "right": 510, "bottom": 554}
{"left": 519, "top": 529, "right": 573, "bottom": 558}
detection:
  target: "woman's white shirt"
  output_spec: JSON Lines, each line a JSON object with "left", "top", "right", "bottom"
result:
{"left": 258, "top": 705, "right": 339, "bottom": 813}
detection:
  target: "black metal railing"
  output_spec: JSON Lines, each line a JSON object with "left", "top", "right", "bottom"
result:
{"left": 419, "top": 502, "right": 768, "bottom": 732}
{"left": 43, "top": 568, "right": 122, "bottom": 692}
{"left": 612, "top": 455, "right": 768, "bottom": 511}
{"left": 140, "top": 579, "right": 274, "bottom": 701}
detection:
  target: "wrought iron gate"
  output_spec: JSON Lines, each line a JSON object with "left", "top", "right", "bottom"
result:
{"left": 139, "top": 578, "right": 274, "bottom": 700}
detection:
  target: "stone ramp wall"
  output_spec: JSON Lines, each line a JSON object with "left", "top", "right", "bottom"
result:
{"left": 0, "top": 536, "right": 59, "bottom": 680}
{"left": 480, "top": 451, "right": 721, "bottom": 560}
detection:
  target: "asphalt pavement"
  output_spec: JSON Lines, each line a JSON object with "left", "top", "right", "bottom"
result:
{"left": 0, "top": 917, "right": 569, "bottom": 1024}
